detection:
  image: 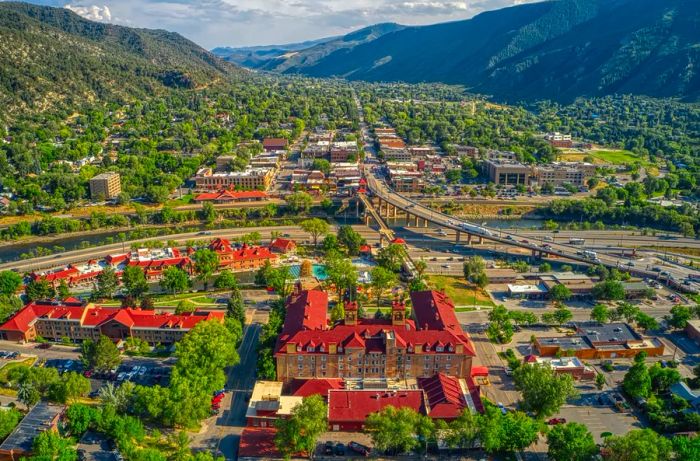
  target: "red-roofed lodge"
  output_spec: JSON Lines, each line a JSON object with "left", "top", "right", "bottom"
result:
{"left": 208, "top": 239, "right": 277, "bottom": 271}
{"left": 193, "top": 190, "right": 268, "bottom": 203}
{"left": 274, "top": 288, "right": 475, "bottom": 383}
{"left": 0, "top": 299, "right": 224, "bottom": 344}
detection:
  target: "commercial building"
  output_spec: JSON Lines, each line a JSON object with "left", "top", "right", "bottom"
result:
{"left": 507, "top": 283, "right": 548, "bottom": 299}
{"left": 387, "top": 167, "right": 423, "bottom": 193}
{"left": 269, "top": 238, "right": 297, "bottom": 254}
{"left": 262, "top": 138, "right": 288, "bottom": 152}
{"left": 484, "top": 268, "right": 518, "bottom": 284}
{"left": 89, "top": 172, "right": 121, "bottom": 199}
{"left": 535, "top": 357, "right": 595, "bottom": 380}
{"left": 215, "top": 156, "right": 236, "bottom": 171}
{"left": 0, "top": 299, "right": 224, "bottom": 344}
{"left": 540, "top": 273, "right": 596, "bottom": 298}
{"left": 274, "top": 289, "right": 476, "bottom": 383}
{"left": 245, "top": 381, "right": 303, "bottom": 428}
{"left": 534, "top": 162, "right": 596, "bottom": 187}
{"left": 484, "top": 159, "right": 531, "bottom": 186}
{"left": 544, "top": 132, "right": 573, "bottom": 148}
{"left": 194, "top": 167, "right": 274, "bottom": 191}
{"left": 208, "top": 239, "right": 278, "bottom": 271}
{"left": 0, "top": 401, "right": 64, "bottom": 461}
{"left": 328, "top": 389, "right": 427, "bottom": 431}
{"left": 383, "top": 149, "right": 412, "bottom": 162}
{"left": 534, "top": 322, "right": 664, "bottom": 359}
{"left": 686, "top": 320, "right": 700, "bottom": 346}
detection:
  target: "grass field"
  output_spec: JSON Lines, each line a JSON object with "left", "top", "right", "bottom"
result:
{"left": 0, "top": 357, "right": 37, "bottom": 383}
{"left": 426, "top": 275, "right": 495, "bottom": 307}
{"left": 100, "top": 291, "right": 225, "bottom": 308}
{"left": 559, "top": 149, "right": 644, "bottom": 165}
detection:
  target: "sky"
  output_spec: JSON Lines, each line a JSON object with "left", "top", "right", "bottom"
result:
{"left": 15, "top": 1, "right": 540, "bottom": 49}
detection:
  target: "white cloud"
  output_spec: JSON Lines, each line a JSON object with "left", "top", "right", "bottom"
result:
{"left": 31, "top": 1, "right": 543, "bottom": 48}
{"left": 64, "top": 4, "right": 111, "bottom": 21}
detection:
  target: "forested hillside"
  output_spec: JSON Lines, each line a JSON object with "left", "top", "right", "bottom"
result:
{"left": 248, "top": 0, "right": 700, "bottom": 103}
{"left": 0, "top": 2, "right": 236, "bottom": 120}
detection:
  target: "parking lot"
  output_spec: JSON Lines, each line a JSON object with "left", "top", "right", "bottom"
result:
{"left": 79, "top": 431, "right": 119, "bottom": 461}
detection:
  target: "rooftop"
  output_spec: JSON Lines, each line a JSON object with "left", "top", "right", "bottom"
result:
{"left": 328, "top": 389, "right": 426, "bottom": 423}
{"left": 574, "top": 322, "right": 641, "bottom": 343}
{"left": 0, "top": 401, "right": 64, "bottom": 454}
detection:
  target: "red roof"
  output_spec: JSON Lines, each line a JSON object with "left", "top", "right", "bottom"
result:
{"left": 238, "top": 428, "right": 281, "bottom": 459}
{"left": 328, "top": 390, "right": 426, "bottom": 423}
{"left": 470, "top": 366, "right": 489, "bottom": 377}
{"left": 418, "top": 373, "right": 466, "bottom": 419}
{"left": 524, "top": 354, "right": 538, "bottom": 363}
{"left": 0, "top": 301, "right": 224, "bottom": 333}
{"left": 262, "top": 138, "right": 288, "bottom": 149}
{"left": 410, "top": 291, "right": 475, "bottom": 355}
{"left": 275, "top": 290, "right": 475, "bottom": 358}
{"left": 269, "top": 238, "right": 296, "bottom": 252}
{"left": 194, "top": 190, "right": 268, "bottom": 202}
{"left": 359, "top": 244, "right": 372, "bottom": 253}
{"left": 289, "top": 379, "right": 344, "bottom": 398}
{"left": 391, "top": 238, "right": 406, "bottom": 244}
{"left": 211, "top": 241, "right": 278, "bottom": 263}
{"left": 280, "top": 290, "right": 328, "bottom": 337}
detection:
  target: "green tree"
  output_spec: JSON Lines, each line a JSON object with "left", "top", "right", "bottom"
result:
{"left": 17, "top": 382, "right": 40, "bottom": 407}
{"left": 590, "top": 304, "right": 610, "bottom": 323}
{"left": 539, "top": 262, "right": 552, "bottom": 273}
{"left": 648, "top": 362, "right": 681, "bottom": 393}
{"left": 193, "top": 249, "right": 219, "bottom": 290}
{"left": 226, "top": 289, "right": 246, "bottom": 325}
{"left": 487, "top": 305, "right": 514, "bottom": 344}
{"left": 326, "top": 255, "right": 358, "bottom": 301}
{"left": 50, "top": 371, "right": 91, "bottom": 403}
{"left": 201, "top": 202, "right": 216, "bottom": 224}
{"left": 463, "top": 256, "right": 486, "bottom": 285}
{"left": 267, "top": 266, "right": 293, "bottom": 298}
{"left": 623, "top": 352, "right": 651, "bottom": 399}
{"left": 57, "top": 280, "right": 70, "bottom": 299}
{"left": 635, "top": 312, "right": 659, "bottom": 331}
{"left": 160, "top": 266, "right": 191, "bottom": 294}
{"left": 616, "top": 302, "right": 640, "bottom": 323}
{"left": 175, "top": 299, "right": 197, "bottom": 314}
{"left": 65, "top": 404, "right": 99, "bottom": 436}
{"left": 214, "top": 270, "right": 238, "bottom": 291}
{"left": 322, "top": 234, "right": 339, "bottom": 253}
{"left": 121, "top": 266, "right": 149, "bottom": 299}
{"left": 370, "top": 266, "right": 397, "bottom": 306}
{"left": 595, "top": 373, "right": 606, "bottom": 390}
{"left": 477, "top": 405, "right": 538, "bottom": 454}
{"left": 274, "top": 395, "right": 328, "bottom": 459}
{"left": 551, "top": 307, "right": 573, "bottom": 325}
{"left": 0, "top": 271, "right": 23, "bottom": 296}
{"left": 667, "top": 305, "right": 692, "bottom": 329}
{"left": 365, "top": 406, "right": 434, "bottom": 455}
{"left": 0, "top": 294, "right": 23, "bottom": 323}
{"left": 512, "top": 363, "right": 578, "bottom": 418}
{"left": 603, "top": 429, "right": 672, "bottom": 461}
{"left": 300, "top": 218, "right": 329, "bottom": 251}
{"left": 546, "top": 422, "right": 597, "bottom": 461}
{"left": 592, "top": 280, "right": 625, "bottom": 300}
{"left": 549, "top": 284, "right": 572, "bottom": 302}
{"left": 285, "top": 191, "right": 313, "bottom": 213}
{"left": 672, "top": 435, "right": 700, "bottom": 461}
{"left": 330, "top": 303, "right": 345, "bottom": 324}
{"left": 95, "top": 266, "right": 118, "bottom": 299}
{"left": 337, "top": 226, "right": 364, "bottom": 256}
{"left": 80, "top": 335, "right": 122, "bottom": 373}
{"left": 442, "top": 409, "right": 479, "bottom": 449}
{"left": 0, "top": 407, "right": 21, "bottom": 439}
{"left": 24, "top": 279, "right": 55, "bottom": 301}
{"left": 28, "top": 430, "right": 77, "bottom": 461}
{"left": 375, "top": 244, "right": 405, "bottom": 272}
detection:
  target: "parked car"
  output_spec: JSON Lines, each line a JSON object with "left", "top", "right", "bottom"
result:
{"left": 497, "top": 402, "right": 507, "bottom": 415}
{"left": 348, "top": 442, "right": 371, "bottom": 456}
{"left": 547, "top": 418, "right": 567, "bottom": 425}
{"left": 334, "top": 443, "right": 346, "bottom": 456}
{"left": 324, "top": 441, "right": 334, "bottom": 455}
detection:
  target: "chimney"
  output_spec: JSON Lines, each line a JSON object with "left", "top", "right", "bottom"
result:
{"left": 344, "top": 301, "right": 358, "bottom": 326}
{"left": 391, "top": 300, "right": 405, "bottom": 326}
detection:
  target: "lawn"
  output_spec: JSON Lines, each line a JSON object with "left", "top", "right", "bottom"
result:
{"left": 426, "top": 275, "right": 495, "bottom": 307}
{"left": 559, "top": 149, "right": 649, "bottom": 166}
{"left": 0, "top": 357, "right": 37, "bottom": 383}
{"left": 100, "top": 291, "right": 225, "bottom": 308}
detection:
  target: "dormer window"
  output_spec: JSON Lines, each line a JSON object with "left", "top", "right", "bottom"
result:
{"left": 319, "top": 346, "right": 325, "bottom": 353}
{"left": 307, "top": 346, "right": 315, "bottom": 352}
{"left": 407, "top": 346, "right": 413, "bottom": 353}
{"left": 436, "top": 346, "right": 444, "bottom": 352}
{"left": 296, "top": 345, "right": 302, "bottom": 352}
{"left": 338, "top": 346, "right": 343, "bottom": 353}
{"left": 447, "top": 345, "right": 454, "bottom": 352}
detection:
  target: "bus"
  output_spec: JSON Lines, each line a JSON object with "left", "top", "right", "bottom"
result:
{"left": 582, "top": 250, "right": 598, "bottom": 260}
{"left": 569, "top": 238, "right": 585, "bottom": 245}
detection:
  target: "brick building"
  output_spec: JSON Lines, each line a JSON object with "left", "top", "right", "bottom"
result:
{"left": 274, "top": 289, "right": 475, "bottom": 383}
{"left": 208, "top": 239, "right": 277, "bottom": 271}
{"left": 89, "top": 172, "right": 121, "bottom": 199}
{"left": 262, "top": 138, "right": 288, "bottom": 152}
{"left": 535, "top": 323, "right": 664, "bottom": 359}
{"left": 0, "top": 299, "right": 224, "bottom": 344}
{"left": 194, "top": 167, "right": 274, "bottom": 191}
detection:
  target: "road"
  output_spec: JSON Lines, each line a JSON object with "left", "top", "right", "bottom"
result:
{"left": 207, "top": 324, "right": 261, "bottom": 461}
{"left": 362, "top": 170, "right": 700, "bottom": 291}
{"left": 0, "top": 225, "right": 381, "bottom": 273}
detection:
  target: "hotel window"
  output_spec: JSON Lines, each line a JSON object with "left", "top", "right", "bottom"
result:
{"left": 297, "top": 356, "right": 303, "bottom": 362}
{"left": 321, "top": 356, "right": 326, "bottom": 362}
{"left": 298, "top": 364, "right": 303, "bottom": 370}
{"left": 436, "top": 346, "right": 444, "bottom": 352}
{"left": 307, "top": 346, "right": 314, "bottom": 352}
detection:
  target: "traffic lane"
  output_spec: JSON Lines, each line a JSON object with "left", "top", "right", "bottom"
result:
{"left": 213, "top": 323, "right": 261, "bottom": 461}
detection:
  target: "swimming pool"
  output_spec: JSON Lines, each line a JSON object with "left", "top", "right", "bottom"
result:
{"left": 288, "top": 263, "right": 328, "bottom": 281}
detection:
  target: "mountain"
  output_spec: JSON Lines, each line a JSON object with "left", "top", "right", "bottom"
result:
{"left": 213, "top": 23, "right": 405, "bottom": 73}
{"left": 246, "top": 0, "right": 700, "bottom": 103}
{"left": 211, "top": 37, "right": 338, "bottom": 68}
{"left": 0, "top": 2, "right": 237, "bottom": 117}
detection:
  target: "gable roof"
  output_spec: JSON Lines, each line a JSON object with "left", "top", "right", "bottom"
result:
{"left": 418, "top": 373, "right": 466, "bottom": 419}
{"left": 328, "top": 389, "right": 426, "bottom": 423}
{"left": 289, "top": 378, "right": 344, "bottom": 398}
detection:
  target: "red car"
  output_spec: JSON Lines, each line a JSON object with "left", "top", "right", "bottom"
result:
{"left": 83, "top": 370, "right": 93, "bottom": 378}
{"left": 348, "top": 442, "right": 371, "bottom": 456}
{"left": 547, "top": 418, "right": 567, "bottom": 425}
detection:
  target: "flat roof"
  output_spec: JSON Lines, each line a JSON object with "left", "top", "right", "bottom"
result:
{"left": 536, "top": 336, "right": 592, "bottom": 350}
{"left": 508, "top": 284, "right": 548, "bottom": 294}
{"left": 575, "top": 322, "right": 641, "bottom": 343}
{"left": 0, "top": 401, "right": 64, "bottom": 454}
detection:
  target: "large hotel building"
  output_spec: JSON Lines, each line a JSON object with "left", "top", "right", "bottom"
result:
{"left": 274, "top": 289, "right": 475, "bottom": 383}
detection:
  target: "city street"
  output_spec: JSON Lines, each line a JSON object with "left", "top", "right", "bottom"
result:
{"left": 191, "top": 324, "right": 261, "bottom": 460}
